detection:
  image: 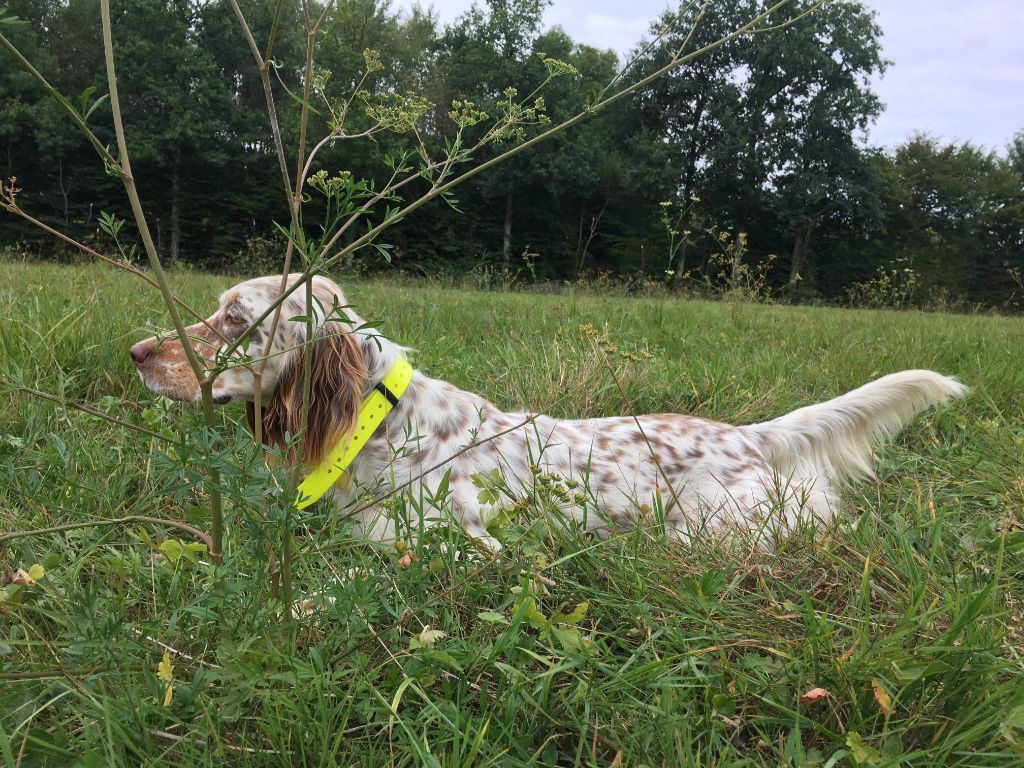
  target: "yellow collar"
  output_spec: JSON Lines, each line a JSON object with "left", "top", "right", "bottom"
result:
{"left": 295, "top": 358, "right": 414, "bottom": 509}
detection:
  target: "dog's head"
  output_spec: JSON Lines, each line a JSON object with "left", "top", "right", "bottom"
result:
{"left": 130, "top": 274, "right": 369, "bottom": 464}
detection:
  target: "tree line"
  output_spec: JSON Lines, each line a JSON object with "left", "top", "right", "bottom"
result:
{"left": 2, "top": 0, "right": 1023, "bottom": 308}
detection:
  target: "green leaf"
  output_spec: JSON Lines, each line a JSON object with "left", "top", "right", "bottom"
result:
{"left": 0, "top": 5, "right": 28, "bottom": 25}
{"left": 97, "top": 210, "right": 124, "bottom": 239}
{"left": 880, "top": 734, "right": 905, "bottom": 759}
{"left": 1000, "top": 705, "right": 1024, "bottom": 749}
{"left": 159, "top": 539, "right": 184, "bottom": 562}
{"left": 979, "top": 530, "right": 1024, "bottom": 553}
{"left": 78, "top": 86, "right": 97, "bottom": 116}
{"left": 180, "top": 542, "right": 207, "bottom": 563}
{"left": 514, "top": 596, "right": 548, "bottom": 630}
{"left": 845, "top": 732, "right": 881, "bottom": 766}
{"left": 892, "top": 659, "right": 953, "bottom": 682}
{"left": 478, "top": 488, "right": 500, "bottom": 505}
{"left": 712, "top": 693, "right": 736, "bottom": 717}
{"left": 472, "top": 469, "right": 505, "bottom": 505}
{"left": 85, "top": 94, "right": 109, "bottom": 122}
{"left": 157, "top": 539, "right": 206, "bottom": 566}
{"left": 551, "top": 601, "right": 588, "bottom": 625}
{"left": 549, "top": 626, "right": 590, "bottom": 653}
{"left": 185, "top": 506, "right": 209, "bottom": 525}
{"left": 477, "top": 610, "right": 509, "bottom": 624}
{"left": 700, "top": 570, "right": 726, "bottom": 598}
{"left": 424, "top": 650, "right": 462, "bottom": 671}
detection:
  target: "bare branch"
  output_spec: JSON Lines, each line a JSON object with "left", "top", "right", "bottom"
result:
{"left": 0, "top": 515, "right": 213, "bottom": 553}
{"left": 217, "top": 0, "right": 805, "bottom": 365}
{"left": 99, "top": 0, "right": 207, "bottom": 385}
{"left": 2, "top": 204, "right": 223, "bottom": 335}
{"left": 0, "top": 378, "right": 175, "bottom": 444}
{"left": 101, "top": 0, "right": 225, "bottom": 557}
{"left": 0, "top": 32, "right": 118, "bottom": 168}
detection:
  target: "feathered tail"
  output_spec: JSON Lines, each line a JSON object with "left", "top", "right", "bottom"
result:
{"left": 743, "top": 370, "right": 967, "bottom": 484}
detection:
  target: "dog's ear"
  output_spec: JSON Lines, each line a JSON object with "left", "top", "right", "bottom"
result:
{"left": 247, "top": 322, "right": 367, "bottom": 466}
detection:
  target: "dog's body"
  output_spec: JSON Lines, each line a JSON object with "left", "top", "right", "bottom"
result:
{"left": 131, "top": 275, "right": 967, "bottom": 546}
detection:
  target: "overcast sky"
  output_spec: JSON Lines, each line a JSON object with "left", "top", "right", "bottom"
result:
{"left": 397, "top": 0, "right": 1024, "bottom": 154}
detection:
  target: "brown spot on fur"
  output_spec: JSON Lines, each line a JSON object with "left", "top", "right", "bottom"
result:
{"left": 434, "top": 416, "right": 470, "bottom": 442}
{"left": 718, "top": 469, "right": 744, "bottom": 487}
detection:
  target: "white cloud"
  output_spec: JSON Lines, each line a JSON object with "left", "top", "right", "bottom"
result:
{"left": 867, "top": 0, "right": 1024, "bottom": 152}
{"left": 546, "top": 8, "right": 653, "bottom": 54}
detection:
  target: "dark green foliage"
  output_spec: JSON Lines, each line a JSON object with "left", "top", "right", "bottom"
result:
{"left": 1, "top": 0, "right": 1022, "bottom": 305}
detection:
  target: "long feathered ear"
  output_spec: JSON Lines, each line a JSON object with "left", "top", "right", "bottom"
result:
{"left": 247, "top": 323, "right": 367, "bottom": 467}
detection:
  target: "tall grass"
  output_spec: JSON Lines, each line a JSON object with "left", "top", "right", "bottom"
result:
{"left": 2, "top": 261, "right": 1023, "bottom": 766}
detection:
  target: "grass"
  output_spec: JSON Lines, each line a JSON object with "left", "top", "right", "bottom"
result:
{"left": 1, "top": 260, "right": 1023, "bottom": 767}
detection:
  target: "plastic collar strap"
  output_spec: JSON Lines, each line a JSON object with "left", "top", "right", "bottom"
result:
{"left": 294, "top": 358, "right": 414, "bottom": 510}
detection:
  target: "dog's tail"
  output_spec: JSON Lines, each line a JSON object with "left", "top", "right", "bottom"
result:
{"left": 743, "top": 370, "right": 967, "bottom": 485}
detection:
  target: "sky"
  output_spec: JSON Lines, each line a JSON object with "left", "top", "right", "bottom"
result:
{"left": 395, "top": 0, "right": 1024, "bottom": 154}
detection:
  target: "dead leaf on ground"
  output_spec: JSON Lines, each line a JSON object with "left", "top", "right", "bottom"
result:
{"left": 397, "top": 552, "right": 420, "bottom": 569}
{"left": 872, "top": 679, "right": 893, "bottom": 717}
{"left": 410, "top": 626, "right": 446, "bottom": 650}
{"left": 10, "top": 566, "right": 44, "bottom": 586}
{"left": 799, "top": 687, "right": 830, "bottom": 705}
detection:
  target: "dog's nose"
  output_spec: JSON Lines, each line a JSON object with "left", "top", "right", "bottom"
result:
{"left": 130, "top": 340, "right": 153, "bottom": 365}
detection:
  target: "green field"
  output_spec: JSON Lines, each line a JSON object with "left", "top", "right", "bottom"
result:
{"left": 2, "top": 261, "right": 1023, "bottom": 767}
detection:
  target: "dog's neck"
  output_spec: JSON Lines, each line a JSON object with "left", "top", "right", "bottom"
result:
{"left": 356, "top": 327, "right": 491, "bottom": 453}
{"left": 357, "top": 326, "right": 410, "bottom": 394}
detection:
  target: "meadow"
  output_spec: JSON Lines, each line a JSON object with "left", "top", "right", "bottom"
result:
{"left": 1, "top": 260, "right": 1023, "bottom": 766}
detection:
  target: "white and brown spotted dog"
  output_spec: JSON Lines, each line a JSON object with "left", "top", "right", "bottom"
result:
{"left": 130, "top": 274, "right": 967, "bottom": 548}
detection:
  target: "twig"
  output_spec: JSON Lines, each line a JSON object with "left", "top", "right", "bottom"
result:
{"left": 149, "top": 729, "right": 282, "bottom": 755}
{"left": 0, "top": 378, "right": 174, "bottom": 443}
{"left": 228, "top": 0, "right": 337, "bottom": 613}
{"left": 338, "top": 414, "right": 542, "bottom": 524}
{"left": 597, "top": 350, "right": 688, "bottom": 521}
{"left": 0, "top": 666, "right": 124, "bottom": 682}
{"left": 127, "top": 628, "right": 222, "bottom": 668}
{"left": 1, "top": 205, "right": 217, "bottom": 330}
{"left": 101, "top": 0, "right": 225, "bottom": 559}
{"left": 100, "top": 0, "right": 206, "bottom": 385}
{"left": 0, "top": 515, "right": 213, "bottom": 552}
{"left": 215, "top": 0, "right": 806, "bottom": 364}
{"left": 311, "top": 1, "right": 803, "bottom": 272}
{"left": 0, "top": 32, "right": 117, "bottom": 167}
